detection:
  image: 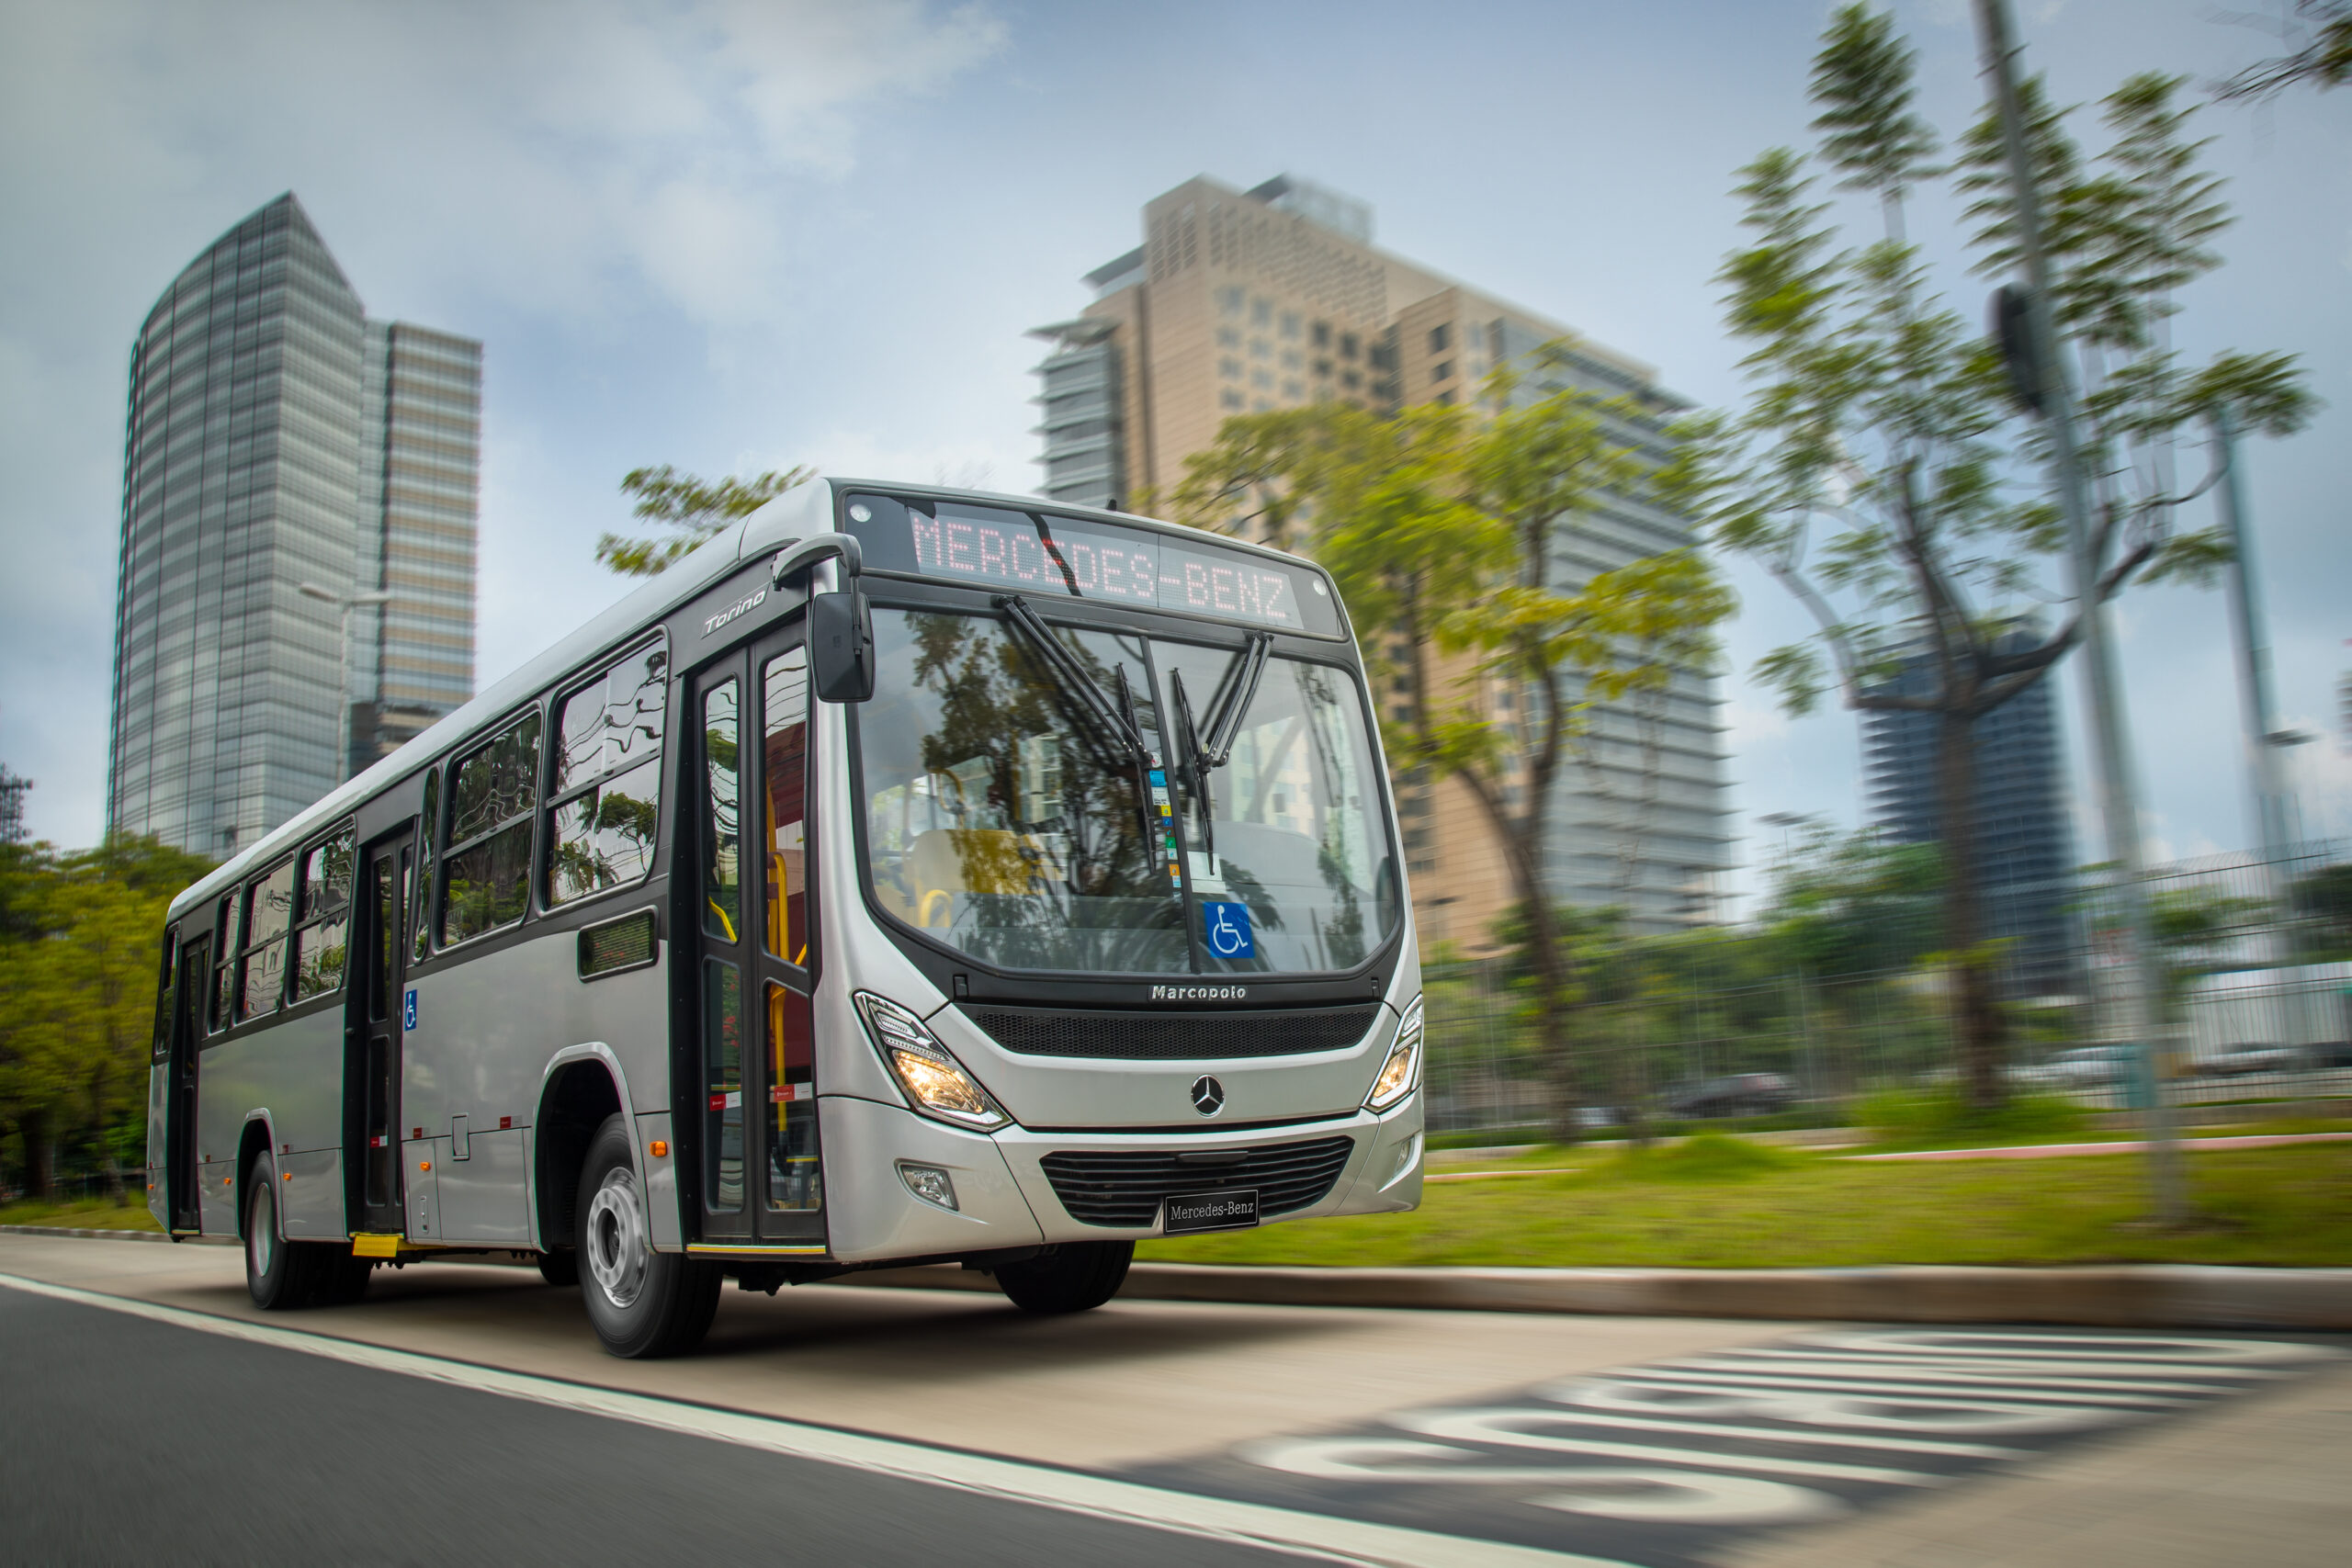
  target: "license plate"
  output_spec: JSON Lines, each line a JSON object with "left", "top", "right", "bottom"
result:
{"left": 1162, "top": 1188, "right": 1259, "bottom": 1235}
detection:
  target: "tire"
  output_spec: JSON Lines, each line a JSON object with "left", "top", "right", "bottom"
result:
{"left": 316, "top": 1251, "right": 375, "bottom": 1306}
{"left": 576, "top": 1114, "right": 719, "bottom": 1358}
{"left": 244, "top": 1155, "right": 325, "bottom": 1310}
{"left": 537, "top": 1249, "right": 579, "bottom": 1287}
{"left": 993, "top": 1241, "right": 1133, "bottom": 1314}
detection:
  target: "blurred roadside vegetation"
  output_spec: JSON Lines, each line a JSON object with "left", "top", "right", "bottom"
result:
{"left": 1418, "top": 820, "right": 2352, "bottom": 1142}
{"left": 0, "top": 835, "right": 212, "bottom": 1201}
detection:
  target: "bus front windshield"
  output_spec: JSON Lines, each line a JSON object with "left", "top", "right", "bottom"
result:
{"left": 856, "top": 605, "right": 1399, "bottom": 977}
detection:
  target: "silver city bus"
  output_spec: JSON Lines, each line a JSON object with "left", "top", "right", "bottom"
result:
{"left": 145, "top": 479, "right": 1425, "bottom": 1357}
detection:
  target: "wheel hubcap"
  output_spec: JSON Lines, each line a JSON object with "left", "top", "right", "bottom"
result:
{"left": 584, "top": 1168, "right": 648, "bottom": 1310}
{"left": 249, "top": 1185, "right": 275, "bottom": 1277}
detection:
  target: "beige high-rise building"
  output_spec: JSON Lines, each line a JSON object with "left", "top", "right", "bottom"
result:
{"left": 1030, "top": 175, "right": 1729, "bottom": 950}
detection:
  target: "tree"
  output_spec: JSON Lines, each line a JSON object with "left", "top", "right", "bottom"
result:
{"left": 595, "top": 465, "right": 813, "bottom": 577}
{"left": 2215, "top": 2, "right": 2351, "bottom": 100}
{"left": 1670, "top": 5, "right": 2311, "bottom": 1111}
{"left": 0, "top": 834, "right": 211, "bottom": 1199}
{"left": 1174, "top": 362, "right": 1731, "bottom": 1141}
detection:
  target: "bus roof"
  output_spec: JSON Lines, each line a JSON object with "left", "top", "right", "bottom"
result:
{"left": 167, "top": 478, "right": 1329, "bottom": 922}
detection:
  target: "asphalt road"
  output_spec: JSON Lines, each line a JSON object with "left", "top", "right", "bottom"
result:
{"left": 3, "top": 1235, "right": 2347, "bottom": 1567}
{"left": 0, "top": 1287, "right": 1319, "bottom": 1568}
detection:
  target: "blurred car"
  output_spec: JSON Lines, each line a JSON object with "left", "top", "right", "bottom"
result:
{"left": 2194, "top": 1043, "right": 2302, "bottom": 1077}
{"left": 1664, "top": 1072, "right": 1795, "bottom": 1119}
{"left": 2019, "top": 1044, "right": 2139, "bottom": 1089}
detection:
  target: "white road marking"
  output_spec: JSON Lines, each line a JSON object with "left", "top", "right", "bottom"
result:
{"left": 1391, "top": 1409, "right": 1943, "bottom": 1486}
{"left": 1790, "top": 1330, "right": 2335, "bottom": 1366}
{"left": 1435, "top": 1403, "right": 2022, "bottom": 1458}
{"left": 1544, "top": 1380, "right": 2118, "bottom": 1438}
{"left": 1239, "top": 1439, "right": 1850, "bottom": 1527}
{"left": 0, "top": 1271, "right": 1628, "bottom": 1568}
{"left": 1676, "top": 1353, "right": 2277, "bottom": 1389}
{"left": 1598, "top": 1368, "right": 2186, "bottom": 1408}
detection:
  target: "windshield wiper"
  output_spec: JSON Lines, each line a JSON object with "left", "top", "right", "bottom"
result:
{"left": 994, "top": 595, "right": 1151, "bottom": 765}
{"left": 1168, "top": 633, "right": 1271, "bottom": 867}
{"left": 994, "top": 595, "right": 1167, "bottom": 870}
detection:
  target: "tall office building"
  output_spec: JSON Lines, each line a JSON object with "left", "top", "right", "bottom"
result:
{"left": 1861, "top": 630, "right": 2077, "bottom": 998}
{"left": 1030, "top": 175, "right": 1729, "bottom": 943}
{"left": 354, "top": 321, "right": 481, "bottom": 773}
{"left": 106, "top": 194, "right": 479, "bottom": 858}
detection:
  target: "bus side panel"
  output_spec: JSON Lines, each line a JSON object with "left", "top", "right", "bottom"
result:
{"left": 411, "top": 923, "right": 669, "bottom": 1247}
{"left": 199, "top": 1006, "right": 345, "bottom": 1234}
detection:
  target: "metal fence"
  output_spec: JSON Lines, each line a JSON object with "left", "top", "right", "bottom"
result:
{"left": 1421, "top": 840, "right": 2352, "bottom": 1136}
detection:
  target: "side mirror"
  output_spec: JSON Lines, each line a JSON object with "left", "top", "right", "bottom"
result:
{"left": 809, "top": 590, "right": 875, "bottom": 703}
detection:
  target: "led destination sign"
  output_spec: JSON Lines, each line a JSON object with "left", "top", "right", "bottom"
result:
{"left": 842, "top": 493, "right": 1341, "bottom": 637}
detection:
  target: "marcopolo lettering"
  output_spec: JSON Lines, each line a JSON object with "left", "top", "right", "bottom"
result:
{"left": 701, "top": 587, "right": 766, "bottom": 637}
{"left": 1149, "top": 984, "right": 1249, "bottom": 1002}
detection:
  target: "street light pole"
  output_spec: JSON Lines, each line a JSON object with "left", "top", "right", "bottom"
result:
{"left": 300, "top": 581, "right": 393, "bottom": 780}
{"left": 1973, "top": 0, "right": 2187, "bottom": 1224}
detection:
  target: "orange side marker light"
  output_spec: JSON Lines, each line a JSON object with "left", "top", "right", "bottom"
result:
{"left": 650, "top": 1140, "right": 669, "bottom": 1158}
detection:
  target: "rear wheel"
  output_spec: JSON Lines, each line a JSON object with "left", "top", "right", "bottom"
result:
{"left": 993, "top": 1241, "right": 1133, "bottom": 1314}
{"left": 577, "top": 1115, "right": 718, "bottom": 1358}
{"left": 244, "top": 1155, "right": 332, "bottom": 1310}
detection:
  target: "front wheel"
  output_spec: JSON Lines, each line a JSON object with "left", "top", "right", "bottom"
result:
{"left": 993, "top": 1241, "right": 1133, "bottom": 1314}
{"left": 576, "top": 1115, "right": 719, "bottom": 1358}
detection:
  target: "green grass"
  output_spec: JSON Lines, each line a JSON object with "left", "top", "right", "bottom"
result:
{"left": 1141, "top": 1139, "right": 2352, "bottom": 1269}
{"left": 1856, "top": 1087, "right": 2092, "bottom": 1151}
{"left": 0, "top": 1194, "right": 164, "bottom": 1233}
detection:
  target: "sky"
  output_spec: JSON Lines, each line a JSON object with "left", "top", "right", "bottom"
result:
{"left": 1, "top": 0, "right": 2345, "bottom": 912}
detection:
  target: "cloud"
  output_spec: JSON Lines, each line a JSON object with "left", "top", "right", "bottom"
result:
{"left": 0, "top": 1, "right": 1007, "bottom": 333}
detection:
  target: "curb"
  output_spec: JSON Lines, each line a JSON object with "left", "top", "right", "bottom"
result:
{"left": 10, "top": 1225, "right": 2346, "bottom": 1329}
{"left": 845, "top": 1260, "right": 2352, "bottom": 1330}
{"left": 0, "top": 1224, "right": 203, "bottom": 1244}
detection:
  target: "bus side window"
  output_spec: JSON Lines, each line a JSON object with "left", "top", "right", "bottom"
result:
{"left": 762, "top": 648, "right": 810, "bottom": 967}
{"left": 237, "top": 859, "right": 297, "bottom": 1023}
{"left": 291, "top": 823, "right": 356, "bottom": 1001}
{"left": 440, "top": 710, "right": 542, "bottom": 946}
{"left": 209, "top": 894, "right": 241, "bottom": 1032}
{"left": 548, "top": 636, "right": 668, "bottom": 908}
{"left": 413, "top": 768, "right": 439, "bottom": 964}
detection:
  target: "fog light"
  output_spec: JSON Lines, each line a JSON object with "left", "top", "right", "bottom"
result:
{"left": 898, "top": 1162, "right": 958, "bottom": 1211}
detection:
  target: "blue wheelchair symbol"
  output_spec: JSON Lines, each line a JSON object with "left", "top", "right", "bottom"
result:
{"left": 402, "top": 988, "right": 418, "bottom": 1032}
{"left": 1204, "top": 900, "right": 1254, "bottom": 959}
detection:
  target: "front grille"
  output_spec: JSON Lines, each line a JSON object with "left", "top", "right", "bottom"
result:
{"left": 1040, "top": 1135, "right": 1355, "bottom": 1227}
{"left": 964, "top": 1004, "right": 1380, "bottom": 1061}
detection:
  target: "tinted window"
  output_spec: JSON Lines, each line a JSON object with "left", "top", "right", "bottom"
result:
{"left": 762, "top": 649, "right": 810, "bottom": 967}
{"left": 237, "top": 859, "right": 296, "bottom": 1021}
{"left": 441, "top": 712, "right": 542, "bottom": 946}
{"left": 702, "top": 680, "right": 741, "bottom": 943}
{"left": 548, "top": 638, "right": 668, "bottom": 907}
{"left": 292, "top": 824, "right": 355, "bottom": 1001}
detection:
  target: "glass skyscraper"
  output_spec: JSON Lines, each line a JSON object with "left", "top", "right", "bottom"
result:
{"left": 106, "top": 193, "right": 480, "bottom": 858}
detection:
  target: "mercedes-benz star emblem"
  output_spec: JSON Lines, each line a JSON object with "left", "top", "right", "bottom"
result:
{"left": 1189, "top": 1075, "right": 1227, "bottom": 1117}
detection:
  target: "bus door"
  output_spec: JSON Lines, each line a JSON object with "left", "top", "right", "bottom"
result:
{"left": 165, "top": 931, "right": 208, "bottom": 1232}
{"left": 349, "top": 828, "right": 414, "bottom": 1236}
{"left": 688, "top": 625, "right": 825, "bottom": 1248}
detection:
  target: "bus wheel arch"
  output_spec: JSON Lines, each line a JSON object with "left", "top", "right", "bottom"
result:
{"left": 536, "top": 1057, "right": 626, "bottom": 1253}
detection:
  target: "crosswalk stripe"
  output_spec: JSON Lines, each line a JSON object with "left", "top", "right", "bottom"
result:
{"left": 1599, "top": 1368, "right": 2187, "bottom": 1408}
{"left": 1453, "top": 1406, "right": 2022, "bottom": 1459}
{"left": 1392, "top": 1410, "right": 1943, "bottom": 1486}
{"left": 1680, "top": 1353, "right": 2274, "bottom": 1388}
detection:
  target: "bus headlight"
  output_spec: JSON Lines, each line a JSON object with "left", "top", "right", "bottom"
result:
{"left": 854, "top": 992, "right": 1010, "bottom": 1131}
{"left": 1365, "top": 997, "right": 1424, "bottom": 1111}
